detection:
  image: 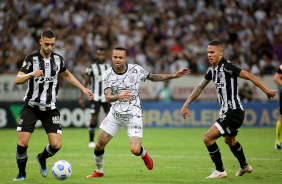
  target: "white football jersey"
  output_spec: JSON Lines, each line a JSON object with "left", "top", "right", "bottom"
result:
{"left": 103, "top": 63, "right": 150, "bottom": 117}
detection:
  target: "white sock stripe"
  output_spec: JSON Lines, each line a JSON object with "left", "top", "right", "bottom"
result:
{"left": 209, "top": 148, "right": 220, "bottom": 154}
{"left": 46, "top": 144, "right": 55, "bottom": 156}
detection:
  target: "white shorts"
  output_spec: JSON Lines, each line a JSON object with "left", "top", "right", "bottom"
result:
{"left": 100, "top": 112, "right": 143, "bottom": 138}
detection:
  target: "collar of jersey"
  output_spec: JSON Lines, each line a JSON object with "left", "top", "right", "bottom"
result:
{"left": 213, "top": 57, "right": 225, "bottom": 69}
{"left": 112, "top": 63, "right": 128, "bottom": 75}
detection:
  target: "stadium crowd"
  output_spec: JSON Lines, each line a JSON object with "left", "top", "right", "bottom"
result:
{"left": 0, "top": 0, "right": 282, "bottom": 84}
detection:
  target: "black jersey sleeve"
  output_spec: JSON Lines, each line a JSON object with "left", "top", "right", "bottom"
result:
{"left": 59, "top": 57, "right": 67, "bottom": 73}
{"left": 85, "top": 66, "right": 93, "bottom": 76}
{"left": 277, "top": 65, "right": 282, "bottom": 74}
{"left": 204, "top": 67, "right": 212, "bottom": 80}
{"left": 224, "top": 62, "right": 242, "bottom": 77}
{"left": 19, "top": 55, "right": 33, "bottom": 74}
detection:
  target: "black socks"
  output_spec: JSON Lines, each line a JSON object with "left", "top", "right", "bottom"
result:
{"left": 39, "top": 144, "right": 60, "bottom": 162}
{"left": 230, "top": 142, "right": 248, "bottom": 168}
{"left": 16, "top": 145, "right": 28, "bottom": 176}
{"left": 207, "top": 143, "right": 224, "bottom": 172}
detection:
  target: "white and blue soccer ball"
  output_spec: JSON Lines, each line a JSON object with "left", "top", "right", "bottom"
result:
{"left": 52, "top": 160, "right": 72, "bottom": 180}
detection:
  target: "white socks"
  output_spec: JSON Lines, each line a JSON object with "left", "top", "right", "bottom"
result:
{"left": 141, "top": 146, "right": 146, "bottom": 156}
{"left": 94, "top": 154, "right": 104, "bottom": 173}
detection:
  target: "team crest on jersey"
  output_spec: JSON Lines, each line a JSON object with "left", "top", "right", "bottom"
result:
{"left": 128, "top": 75, "right": 135, "bottom": 83}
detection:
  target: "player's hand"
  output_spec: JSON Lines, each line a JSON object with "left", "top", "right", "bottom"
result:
{"left": 174, "top": 68, "right": 190, "bottom": 78}
{"left": 119, "top": 89, "right": 133, "bottom": 101}
{"left": 82, "top": 88, "right": 94, "bottom": 100}
{"left": 266, "top": 89, "right": 278, "bottom": 100}
{"left": 181, "top": 106, "right": 190, "bottom": 119}
{"left": 32, "top": 70, "right": 44, "bottom": 77}
{"left": 79, "top": 97, "right": 85, "bottom": 107}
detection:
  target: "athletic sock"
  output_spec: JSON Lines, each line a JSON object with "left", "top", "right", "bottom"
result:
{"left": 230, "top": 141, "right": 247, "bottom": 168}
{"left": 207, "top": 143, "right": 224, "bottom": 172}
{"left": 276, "top": 121, "right": 282, "bottom": 143}
{"left": 39, "top": 144, "right": 60, "bottom": 162}
{"left": 89, "top": 127, "right": 95, "bottom": 142}
{"left": 138, "top": 146, "right": 146, "bottom": 156}
{"left": 94, "top": 149, "right": 104, "bottom": 173}
{"left": 16, "top": 145, "right": 28, "bottom": 176}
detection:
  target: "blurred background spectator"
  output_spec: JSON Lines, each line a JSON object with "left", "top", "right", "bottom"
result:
{"left": 156, "top": 80, "right": 172, "bottom": 102}
{"left": 0, "top": 0, "right": 281, "bottom": 84}
{"left": 239, "top": 82, "right": 253, "bottom": 102}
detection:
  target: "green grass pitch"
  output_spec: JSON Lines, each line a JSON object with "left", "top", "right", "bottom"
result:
{"left": 0, "top": 127, "right": 281, "bottom": 184}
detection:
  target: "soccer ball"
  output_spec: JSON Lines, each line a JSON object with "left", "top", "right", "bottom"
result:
{"left": 52, "top": 160, "right": 72, "bottom": 180}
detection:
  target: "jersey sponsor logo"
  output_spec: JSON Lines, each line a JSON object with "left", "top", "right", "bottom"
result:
{"left": 215, "top": 82, "right": 225, "bottom": 88}
{"left": 223, "top": 68, "right": 233, "bottom": 75}
{"left": 52, "top": 116, "right": 60, "bottom": 124}
{"left": 119, "top": 95, "right": 136, "bottom": 102}
{"left": 35, "top": 76, "right": 55, "bottom": 83}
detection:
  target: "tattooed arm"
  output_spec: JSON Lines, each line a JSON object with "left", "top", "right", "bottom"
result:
{"left": 181, "top": 78, "right": 210, "bottom": 119}
{"left": 104, "top": 88, "right": 133, "bottom": 103}
{"left": 147, "top": 68, "right": 190, "bottom": 82}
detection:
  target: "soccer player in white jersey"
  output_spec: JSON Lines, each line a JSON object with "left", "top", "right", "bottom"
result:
{"left": 181, "top": 40, "right": 277, "bottom": 178}
{"left": 13, "top": 30, "right": 94, "bottom": 181}
{"left": 87, "top": 46, "right": 190, "bottom": 178}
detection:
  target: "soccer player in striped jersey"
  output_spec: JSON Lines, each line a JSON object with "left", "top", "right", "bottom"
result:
{"left": 13, "top": 29, "right": 94, "bottom": 181}
{"left": 79, "top": 48, "right": 111, "bottom": 148}
{"left": 181, "top": 40, "right": 277, "bottom": 178}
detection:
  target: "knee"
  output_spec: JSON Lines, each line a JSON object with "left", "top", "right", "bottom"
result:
{"left": 50, "top": 142, "right": 61, "bottom": 149}
{"left": 18, "top": 141, "right": 28, "bottom": 147}
{"left": 130, "top": 147, "right": 141, "bottom": 156}
{"left": 203, "top": 134, "right": 211, "bottom": 146}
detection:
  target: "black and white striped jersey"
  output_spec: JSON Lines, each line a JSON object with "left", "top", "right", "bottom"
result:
{"left": 85, "top": 61, "right": 111, "bottom": 102}
{"left": 205, "top": 57, "right": 244, "bottom": 115}
{"left": 20, "top": 50, "right": 66, "bottom": 111}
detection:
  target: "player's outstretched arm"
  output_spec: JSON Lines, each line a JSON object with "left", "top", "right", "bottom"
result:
{"left": 61, "top": 69, "right": 94, "bottom": 100}
{"left": 147, "top": 68, "right": 190, "bottom": 82}
{"left": 239, "top": 70, "right": 278, "bottom": 100}
{"left": 181, "top": 78, "right": 210, "bottom": 119}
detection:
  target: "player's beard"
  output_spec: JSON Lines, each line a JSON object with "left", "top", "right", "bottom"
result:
{"left": 42, "top": 47, "right": 51, "bottom": 56}
{"left": 114, "top": 63, "right": 127, "bottom": 73}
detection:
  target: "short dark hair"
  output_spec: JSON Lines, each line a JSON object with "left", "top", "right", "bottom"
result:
{"left": 113, "top": 46, "right": 126, "bottom": 54}
{"left": 208, "top": 40, "right": 223, "bottom": 47}
{"left": 41, "top": 30, "right": 56, "bottom": 39}
{"left": 96, "top": 47, "right": 106, "bottom": 52}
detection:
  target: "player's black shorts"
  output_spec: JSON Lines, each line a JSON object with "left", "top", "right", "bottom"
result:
{"left": 90, "top": 100, "right": 111, "bottom": 114}
{"left": 214, "top": 109, "right": 245, "bottom": 137}
{"left": 17, "top": 105, "right": 62, "bottom": 134}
